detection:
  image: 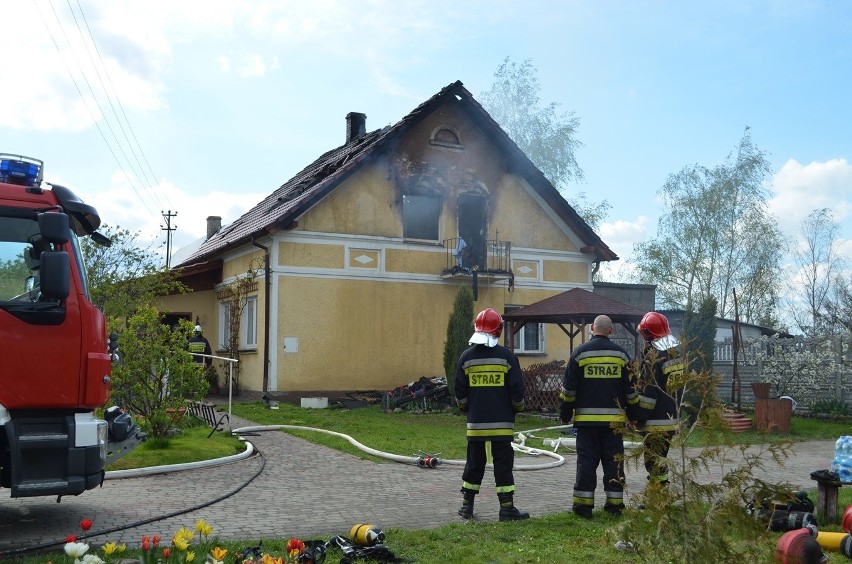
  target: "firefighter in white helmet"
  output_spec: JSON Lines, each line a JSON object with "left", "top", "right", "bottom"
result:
{"left": 636, "top": 311, "right": 685, "bottom": 489}
{"left": 454, "top": 308, "right": 529, "bottom": 522}
{"left": 188, "top": 324, "right": 213, "bottom": 368}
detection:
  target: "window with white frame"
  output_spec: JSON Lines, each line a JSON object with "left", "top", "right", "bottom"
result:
{"left": 505, "top": 305, "right": 544, "bottom": 353}
{"left": 218, "top": 296, "right": 258, "bottom": 350}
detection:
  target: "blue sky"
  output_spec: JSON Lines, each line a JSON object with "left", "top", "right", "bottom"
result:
{"left": 3, "top": 1, "right": 851, "bottom": 287}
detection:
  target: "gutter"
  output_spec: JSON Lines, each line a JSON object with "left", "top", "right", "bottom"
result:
{"left": 251, "top": 235, "right": 271, "bottom": 392}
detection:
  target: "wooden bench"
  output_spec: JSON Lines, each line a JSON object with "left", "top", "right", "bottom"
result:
{"left": 187, "top": 400, "right": 230, "bottom": 438}
{"left": 810, "top": 470, "right": 851, "bottom": 523}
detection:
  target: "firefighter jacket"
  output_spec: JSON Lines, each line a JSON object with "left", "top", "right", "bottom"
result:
{"left": 636, "top": 344, "right": 684, "bottom": 433}
{"left": 559, "top": 335, "right": 639, "bottom": 427}
{"left": 455, "top": 344, "right": 525, "bottom": 442}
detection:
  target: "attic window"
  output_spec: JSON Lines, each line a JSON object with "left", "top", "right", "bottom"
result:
{"left": 429, "top": 125, "right": 464, "bottom": 151}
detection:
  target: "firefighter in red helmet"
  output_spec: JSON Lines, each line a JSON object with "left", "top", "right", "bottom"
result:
{"left": 636, "top": 311, "right": 685, "bottom": 490}
{"left": 454, "top": 307, "right": 529, "bottom": 521}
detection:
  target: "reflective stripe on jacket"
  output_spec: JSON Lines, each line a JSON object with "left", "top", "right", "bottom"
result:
{"left": 455, "top": 344, "right": 524, "bottom": 442}
{"left": 636, "top": 346, "right": 683, "bottom": 433}
{"left": 560, "top": 335, "right": 638, "bottom": 427}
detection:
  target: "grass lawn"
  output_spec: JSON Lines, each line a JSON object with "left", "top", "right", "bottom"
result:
{"left": 24, "top": 403, "right": 852, "bottom": 564}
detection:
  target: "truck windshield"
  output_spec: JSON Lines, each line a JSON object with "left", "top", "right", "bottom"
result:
{"left": 0, "top": 214, "right": 74, "bottom": 304}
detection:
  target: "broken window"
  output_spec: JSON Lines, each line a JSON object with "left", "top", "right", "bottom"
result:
{"left": 402, "top": 194, "right": 441, "bottom": 240}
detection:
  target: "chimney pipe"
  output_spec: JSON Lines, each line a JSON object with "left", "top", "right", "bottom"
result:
{"left": 346, "top": 112, "right": 366, "bottom": 143}
{"left": 206, "top": 216, "right": 222, "bottom": 240}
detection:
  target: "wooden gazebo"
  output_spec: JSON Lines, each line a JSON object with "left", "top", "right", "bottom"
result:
{"left": 502, "top": 287, "right": 648, "bottom": 355}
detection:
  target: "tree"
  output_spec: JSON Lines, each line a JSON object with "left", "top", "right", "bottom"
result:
{"left": 479, "top": 57, "right": 610, "bottom": 229}
{"left": 633, "top": 128, "right": 783, "bottom": 324}
{"left": 218, "top": 269, "right": 258, "bottom": 394}
{"left": 443, "top": 286, "right": 474, "bottom": 396}
{"left": 682, "top": 297, "right": 717, "bottom": 374}
{"left": 111, "top": 306, "right": 208, "bottom": 438}
{"left": 81, "top": 224, "right": 185, "bottom": 322}
{"left": 787, "top": 208, "right": 844, "bottom": 336}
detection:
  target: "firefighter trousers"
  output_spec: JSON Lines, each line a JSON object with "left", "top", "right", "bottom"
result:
{"left": 572, "top": 426, "right": 625, "bottom": 514}
{"left": 461, "top": 440, "right": 515, "bottom": 494}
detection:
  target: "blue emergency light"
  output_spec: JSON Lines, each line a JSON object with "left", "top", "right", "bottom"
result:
{"left": 0, "top": 154, "right": 43, "bottom": 187}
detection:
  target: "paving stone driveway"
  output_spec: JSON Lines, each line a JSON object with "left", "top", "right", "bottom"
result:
{"left": 0, "top": 412, "right": 836, "bottom": 558}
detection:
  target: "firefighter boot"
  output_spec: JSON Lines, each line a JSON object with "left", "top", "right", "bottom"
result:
{"left": 458, "top": 488, "right": 476, "bottom": 519}
{"left": 498, "top": 493, "right": 530, "bottom": 522}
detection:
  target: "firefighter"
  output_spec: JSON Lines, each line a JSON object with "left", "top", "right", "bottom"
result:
{"left": 188, "top": 325, "right": 213, "bottom": 367}
{"left": 636, "top": 311, "right": 684, "bottom": 488}
{"left": 455, "top": 307, "right": 529, "bottom": 522}
{"left": 559, "top": 314, "right": 639, "bottom": 518}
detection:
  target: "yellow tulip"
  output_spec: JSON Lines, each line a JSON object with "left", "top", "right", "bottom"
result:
{"left": 186, "top": 551, "right": 196, "bottom": 561}
{"left": 173, "top": 535, "right": 190, "bottom": 551}
{"left": 102, "top": 542, "right": 117, "bottom": 556}
{"left": 195, "top": 519, "right": 213, "bottom": 537}
{"left": 211, "top": 546, "right": 228, "bottom": 561}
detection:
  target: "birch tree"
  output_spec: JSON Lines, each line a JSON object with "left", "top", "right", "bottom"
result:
{"left": 633, "top": 128, "right": 783, "bottom": 324}
{"left": 480, "top": 57, "right": 610, "bottom": 229}
{"left": 787, "top": 208, "right": 844, "bottom": 336}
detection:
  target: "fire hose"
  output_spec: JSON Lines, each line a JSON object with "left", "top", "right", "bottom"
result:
{"left": 233, "top": 424, "right": 566, "bottom": 470}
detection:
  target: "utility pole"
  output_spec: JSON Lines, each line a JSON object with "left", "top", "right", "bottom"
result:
{"left": 161, "top": 210, "right": 177, "bottom": 269}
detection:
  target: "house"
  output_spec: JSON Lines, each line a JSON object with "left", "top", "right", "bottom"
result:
{"left": 657, "top": 309, "right": 787, "bottom": 347}
{"left": 161, "top": 81, "right": 618, "bottom": 397}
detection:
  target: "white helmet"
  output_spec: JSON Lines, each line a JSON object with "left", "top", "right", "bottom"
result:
{"left": 194, "top": 325, "right": 202, "bottom": 333}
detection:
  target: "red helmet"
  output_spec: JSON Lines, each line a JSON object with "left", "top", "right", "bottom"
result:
{"left": 474, "top": 308, "right": 504, "bottom": 337}
{"left": 638, "top": 311, "right": 671, "bottom": 341}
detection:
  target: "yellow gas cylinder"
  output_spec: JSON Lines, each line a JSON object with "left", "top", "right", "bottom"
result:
{"left": 816, "top": 530, "right": 846, "bottom": 552}
{"left": 349, "top": 524, "right": 385, "bottom": 546}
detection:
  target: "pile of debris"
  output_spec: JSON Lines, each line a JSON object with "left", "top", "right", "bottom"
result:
{"left": 383, "top": 376, "right": 451, "bottom": 411}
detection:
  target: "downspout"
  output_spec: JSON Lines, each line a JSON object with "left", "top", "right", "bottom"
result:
{"left": 251, "top": 236, "right": 271, "bottom": 392}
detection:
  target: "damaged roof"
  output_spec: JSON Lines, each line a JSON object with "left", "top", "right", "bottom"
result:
{"left": 175, "top": 80, "right": 617, "bottom": 268}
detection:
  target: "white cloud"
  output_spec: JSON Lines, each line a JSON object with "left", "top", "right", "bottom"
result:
{"left": 56, "top": 171, "right": 265, "bottom": 261}
{"left": 768, "top": 158, "right": 852, "bottom": 236}
{"left": 599, "top": 215, "right": 650, "bottom": 260}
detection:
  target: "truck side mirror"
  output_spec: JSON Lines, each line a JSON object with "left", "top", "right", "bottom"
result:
{"left": 39, "top": 251, "right": 70, "bottom": 300}
{"left": 38, "top": 212, "right": 70, "bottom": 244}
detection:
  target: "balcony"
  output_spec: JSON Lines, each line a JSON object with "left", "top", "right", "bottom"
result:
{"left": 442, "top": 237, "right": 513, "bottom": 286}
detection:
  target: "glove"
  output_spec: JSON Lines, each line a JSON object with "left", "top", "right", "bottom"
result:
{"left": 559, "top": 401, "right": 572, "bottom": 425}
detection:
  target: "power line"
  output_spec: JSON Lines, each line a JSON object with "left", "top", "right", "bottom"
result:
{"left": 33, "top": 0, "right": 156, "bottom": 218}
{"left": 45, "top": 0, "right": 162, "bottom": 215}
{"left": 70, "top": 0, "right": 174, "bottom": 211}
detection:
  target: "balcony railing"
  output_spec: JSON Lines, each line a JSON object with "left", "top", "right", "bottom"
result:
{"left": 442, "top": 237, "right": 512, "bottom": 278}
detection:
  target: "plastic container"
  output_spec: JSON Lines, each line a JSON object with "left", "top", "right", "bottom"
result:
{"left": 832, "top": 436, "right": 852, "bottom": 482}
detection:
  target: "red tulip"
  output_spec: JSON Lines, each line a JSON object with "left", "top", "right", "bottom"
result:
{"left": 80, "top": 519, "right": 93, "bottom": 531}
{"left": 141, "top": 536, "right": 151, "bottom": 551}
{"left": 153, "top": 535, "right": 161, "bottom": 548}
{"left": 162, "top": 547, "right": 171, "bottom": 559}
{"left": 65, "top": 535, "right": 77, "bottom": 543}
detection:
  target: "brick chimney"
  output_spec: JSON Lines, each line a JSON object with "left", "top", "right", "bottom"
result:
{"left": 346, "top": 112, "right": 366, "bottom": 143}
{"left": 206, "top": 216, "right": 221, "bottom": 240}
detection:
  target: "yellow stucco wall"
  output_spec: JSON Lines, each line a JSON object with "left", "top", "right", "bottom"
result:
{"left": 543, "top": 259, "right": 589, "bottom": 284}
{"left": 295, "top": 163, "right": 400, "bottom": 237}
{"left": 222, "top": 250, "right": 265, "bottom": 280}
{"left": 279, "top": 242, "right": 345, "bottom": 268}
{"left": 160, "top": 290, "right": 216, "bottom": 334}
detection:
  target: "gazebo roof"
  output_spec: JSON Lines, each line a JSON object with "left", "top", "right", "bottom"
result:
{"left": 502, "top": 287, "right": 648, "bottom": 325}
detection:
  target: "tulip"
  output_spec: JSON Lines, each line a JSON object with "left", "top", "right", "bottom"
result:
{"left": 210, "top": 546, "right": 228, "bottom": 562}
{"left": 80, "top": 518, "right": 93, "bottom": 531}
{"left": 162, "top": 547, "right": 171, "bottom": 559}
{"left": 65, "top": 535, "right": 77, "bottom": 543}
{"left": 102, "top": 542, "right": 118, "bottom": 556}
{"left": 153, "top": 535, "right": 161, "bottom": 548}
{"left": 186, "top": 551, "right": 196, "bottom": 562}
{"left": 64, "top": 541, "right": 90, "bottom": 558}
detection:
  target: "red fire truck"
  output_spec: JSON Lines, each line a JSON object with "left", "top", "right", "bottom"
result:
{"left": 0, "top": 153, "right": 141, "bottom": 500}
